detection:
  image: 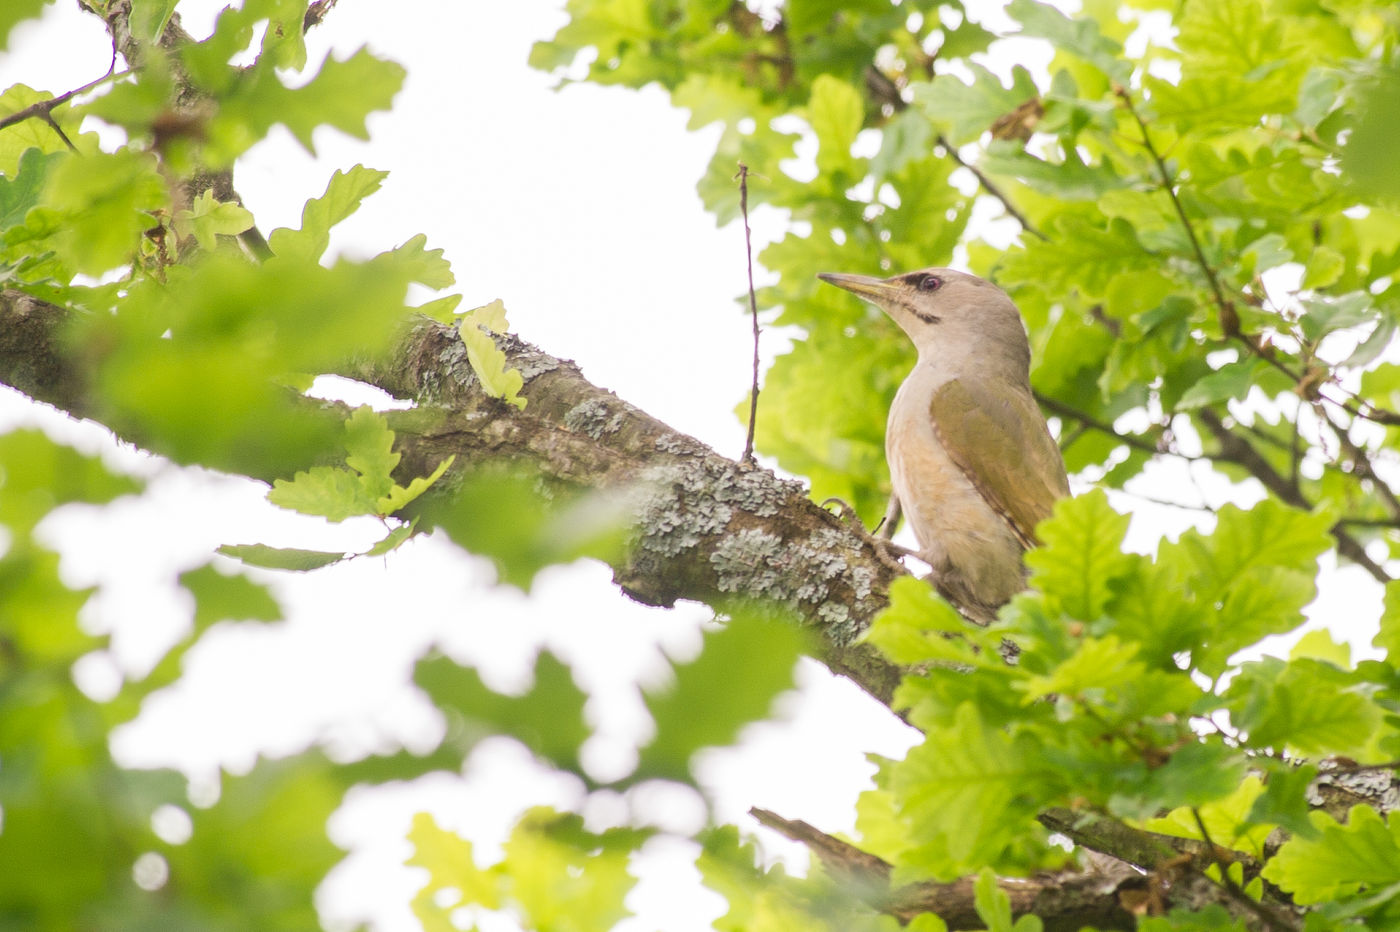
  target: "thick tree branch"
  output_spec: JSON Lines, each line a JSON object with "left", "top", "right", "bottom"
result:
{"left": 0, "top": 292, "right": 90, "bottom": 417}
{"left": 1, "top": 0, "right": 907, "bottom": 708}
{"left": 0, "top": 291, "right": 908, "bottom": 705}
{"left": 348, "top": 319, "right": 910, "bottom": 701}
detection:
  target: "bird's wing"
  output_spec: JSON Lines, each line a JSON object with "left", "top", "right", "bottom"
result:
{"left": 928, "top": 377, "right": 1070, "bottom": 549}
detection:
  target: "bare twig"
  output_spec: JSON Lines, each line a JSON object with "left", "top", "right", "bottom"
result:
{"left": 1335, "top": 394, "right": 1400, "bottom": 428}
{"left": 1123, "top": 491, "right": 1216, "bottom": 514}
{"left": 736, "top": 162, "right": 761, "bottom": 466}
{"left": 38, "top": 111, "right": 77, "bottom": 152}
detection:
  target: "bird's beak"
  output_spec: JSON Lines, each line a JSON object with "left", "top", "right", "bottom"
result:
{"left": 817, "top": 272, "right": 897, "bottom": 301}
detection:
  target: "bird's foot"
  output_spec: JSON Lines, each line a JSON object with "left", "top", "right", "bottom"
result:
{"left": 820, "top": 497, "right": 918, "bottom": 574}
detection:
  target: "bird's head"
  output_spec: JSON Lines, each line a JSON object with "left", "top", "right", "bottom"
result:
{"left": 817, "top": 267, "right": 1030, "bottom": 374}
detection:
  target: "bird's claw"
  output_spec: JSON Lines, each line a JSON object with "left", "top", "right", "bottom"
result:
{"left": 820, "top": 497, "right": 918, "bottom": 573}
{"left": 820, "top": 496, "right": 860, "bottom": 523}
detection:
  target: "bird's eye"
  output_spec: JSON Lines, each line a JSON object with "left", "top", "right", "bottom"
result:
{"left": 916, "top": 274, "right": 942, "bottom": 292}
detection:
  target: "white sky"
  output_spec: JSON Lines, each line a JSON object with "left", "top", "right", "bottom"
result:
{"left": 0, "top": 1, "right": 1386, "bottom": 930}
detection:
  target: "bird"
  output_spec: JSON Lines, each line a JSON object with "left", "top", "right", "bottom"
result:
{"left": 817, "top": 267, "right": 1070, "bottom": 623}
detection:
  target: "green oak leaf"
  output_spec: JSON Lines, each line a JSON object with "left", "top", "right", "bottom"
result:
{"left": 1263, "top": 806, "right": 1400, "bottom": 904}
{"left": 268, "top": 165, "right": 389, "bottom": 264}
{"left": 635, "top": 613, "right": 805, "bottom": 783}
{"left": 415, "top": 651, "right": 590, "bottom": 777}
{"left": 458, "top": 299, "right": 527, "bottom": 409}
{"left": 216, "top": 544, "right": 347, "bottom": 571}
{"left": 268, "top": 464, "right": 379, "bottom": 521}
{"left": 172, "top": 189, "right": 254, "bottom": 251}
{"left": 377, "top": 232, "right": 454, "bottom": 290}
{"left": 178, "top": 563, "right": 281, "bottom": 628}
{"left": 0, "top": 0, "right": 51, "bottom": 51}
{"left": 41, "top": 148, "right": 167, "bottom": 275}
{"left": 343, "top": 405, "right": 399, "bottom": 501}
{"left": 1024, "top": 489, "right": 1136, "bottom": 622}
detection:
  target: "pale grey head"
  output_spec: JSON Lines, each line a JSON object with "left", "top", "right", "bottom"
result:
{"left": 817, "top": 267, "right": 1031, "bottom": 379}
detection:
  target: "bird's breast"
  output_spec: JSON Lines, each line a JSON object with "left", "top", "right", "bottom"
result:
{"left": 886, "top": 372, "right": 1026, "bottom": 604}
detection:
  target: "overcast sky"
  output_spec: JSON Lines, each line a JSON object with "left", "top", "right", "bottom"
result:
{"left": 1, "top": 2, "right": 1385, "bottom": 929}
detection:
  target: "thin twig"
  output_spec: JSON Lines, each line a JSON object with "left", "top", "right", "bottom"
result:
{"left": 861, "top": 65, "right": 1044, "bottom": 241}
{"left": 736, "top": 162, "right": 761, "bottom": 466}
{"left": 39, "top": 112, "right": 77, "bottom": 152}
{"left": 1320, "top": 404, "right": 1400, "bottom": 519}
{"left": 1334, "top": 393, "right": 1400, "bottom": 427}
{"left": 935, "top": 132, "right": 1046, "bottom": 240}
{"left": 1336, "top": 516, "right": 1400, "bottom": 529}
{"left": 1115, "top": 87, "right": 1303, "bottom": 391}
{"left": 1118, "top": 87, "right": 1229, "bottom": 315}
{"left": 1124, "top": 491, "right": 1216, "bottom": 514}
{"left": 0, "top": 66, "right": 128, "bottom": 135}
{"left": 1034, "top": 392, "right": 1179, "bottom": 460}
{"left": 1189, "top": 809, "right": 1297, "bottom": 932}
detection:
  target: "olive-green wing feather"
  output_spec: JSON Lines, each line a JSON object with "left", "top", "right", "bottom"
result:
{"left": 929, "top": 377, "right": 1070, "bottom": 549}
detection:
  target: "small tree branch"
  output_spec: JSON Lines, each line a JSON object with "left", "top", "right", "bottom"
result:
{"left": 751, "top": 804, "right": 1308, "bottom": 930}
{"left": 1318, "top": 404, "right": 1400, "bottom": 520}
{"left": 1115, "top": 86, "right": 1400, "bottom": 437}
{"left": 752, "top": 806, "right": 1138, "bottom": 930}
{"left": 1035, "top": 392, "right": 1176, "bottom": 460}
{"left": 0, "top": 64, "right": 126, "bottom": 136}
{"left": 1197, "top": 408, "right": 1392, "bottom": 582}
